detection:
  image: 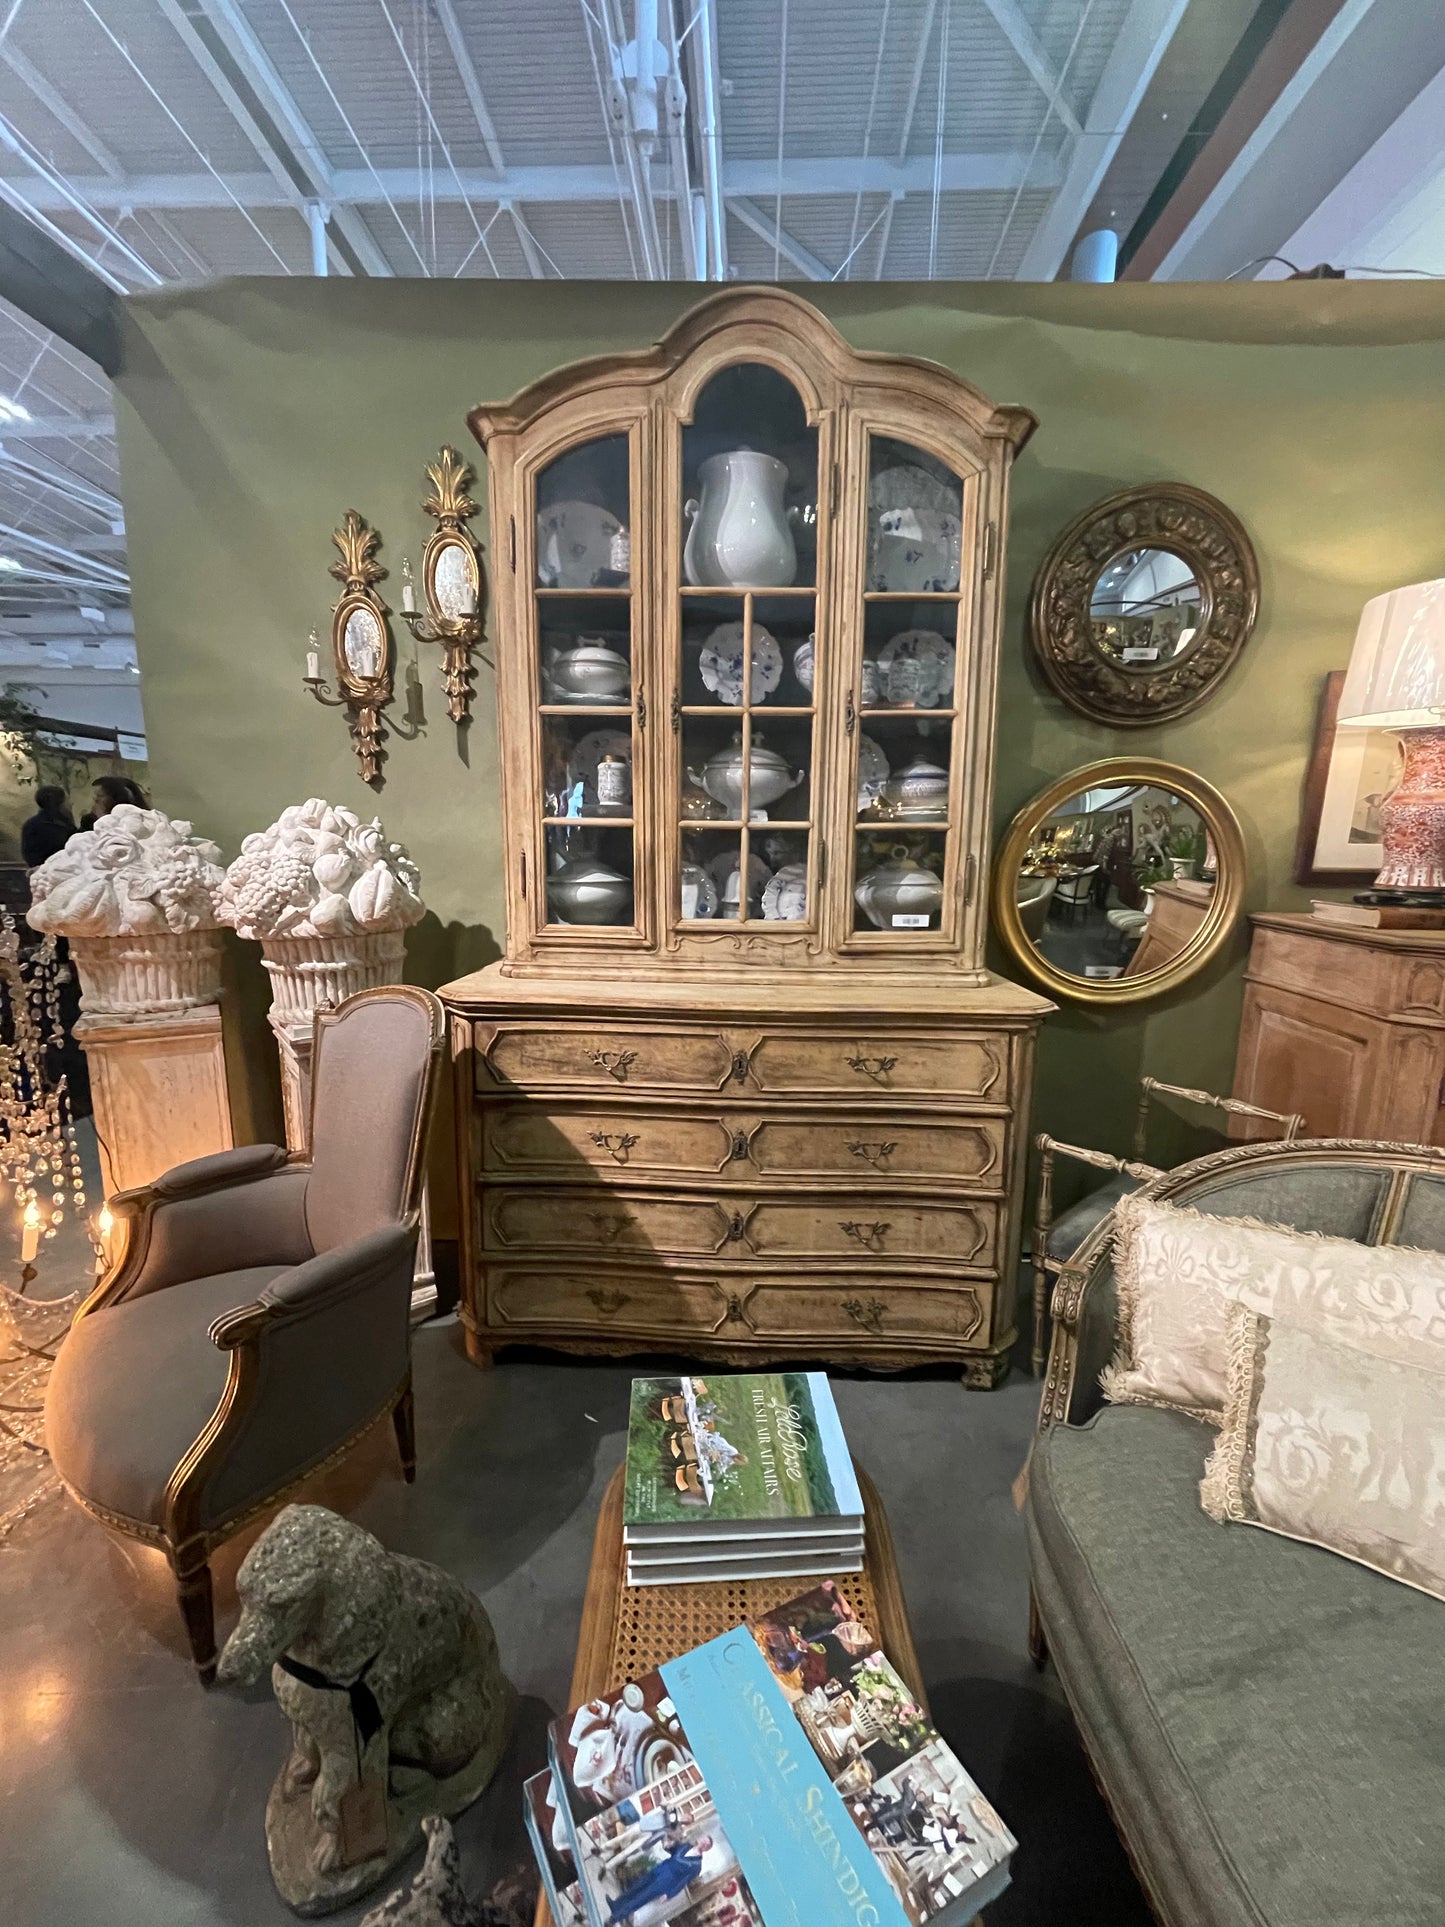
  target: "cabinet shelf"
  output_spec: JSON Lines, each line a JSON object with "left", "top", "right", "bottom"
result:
{"left": 542, "top": 816, "right": 634, "bottom": 827}
{"left": 678, "top": 584, "right": 815, "bottom": 598}
{"left": 680, "top": 704, "right": 814, "bottom": 718}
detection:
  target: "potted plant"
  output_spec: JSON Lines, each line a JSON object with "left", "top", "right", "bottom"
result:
{"left": 26, "top": 805, "right": 226, "bottom": 1017}
{"left": 218, "top": 799, "right": 424, "bottom": 1024}
{"left": 1167, "top": 823, "right": 1207, "bottom": 881}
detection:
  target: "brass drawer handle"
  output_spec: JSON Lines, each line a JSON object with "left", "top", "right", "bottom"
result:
{"left": 728, "top": 1127, "right": 755, "bottom": 1162}
{"left": 847, "top": 1052, "right": 897, "bottom": 1083}
{"left": 840, "top": 1219, "right": 890, "bottom": 1250}
{"left": 725, "top": 1210, "right": 748, "bottom": 1243}
{"left": 587, "top": 1210, "right": 632, "bottom": 1244}
{"left": 586, "top": 1286, "right": 629, "bottom": 1316}
{"left": 842, "top": 1295, "right": 886, "bottom": 1334}
{"left": 847, "top": 1139, "right": 897, "bottom": 1170}
{"left": 590, "top": 1131, "right": 639, "bottom": 1165}
{"left": 729, "top": 1047, "right": 752, "bottom": 1084}
{"left": 588, "top": 1048, "right": 637, "bottom": 1083}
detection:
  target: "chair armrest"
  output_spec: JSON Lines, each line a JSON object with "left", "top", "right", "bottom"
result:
{"left": 148, "top": 1143, "right": 293, "bottom": 1201}
{"left": 83, "top": 1165, "right": 315, "bottom": 1317}
{"left": 253, "top": 1223, "right": 416, "bottom": 1317}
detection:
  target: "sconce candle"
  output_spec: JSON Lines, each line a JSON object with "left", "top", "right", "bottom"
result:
{"left": 402, "top": 558, "right": 417, "bottom": 614}
{"left": 305, "top": 644, "right": 320, "bottom": 682}
{"left": 21, "top": 1198, "right": 41, "bottom": 1264}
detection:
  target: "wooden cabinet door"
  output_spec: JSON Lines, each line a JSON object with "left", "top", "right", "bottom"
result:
{"left": 1234, "top": 986, "right": 1374, "bottom": 1137}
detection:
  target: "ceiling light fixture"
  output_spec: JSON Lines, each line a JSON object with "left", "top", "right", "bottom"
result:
{"left": 0, "top": 556, "right": 23, "bottom": 572}
{"left": 0, "top": 397, "right": 31, "bottom": 422}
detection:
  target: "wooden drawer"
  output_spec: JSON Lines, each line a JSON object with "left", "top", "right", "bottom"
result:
{"left": 477, "top": 1024, "right": 736, "bottom": 1095}
{"left": 485, "top": 1265, "right": 730, "bottom": 1338}
{"left": 483, "top": 1107, "right": 735, "bottom": 1181}
{"left": 745, "top": 1278, "right": 987, "bottom": 1346}
{"left": 483, "top": 1186, "right": 997, "bottom": 1266}
{"left": 743, "top": 1197, "right": 996, "bottom": 1265}
{"left": 745, "top": 1028, "right": 1005, "bottom": 1102}
{"left": 748, "top": 1115, "right": 1004, "bottom": 1187}
{"left": 486, "top": 1187, "right": 730, "bottom": 1258}
{"left": 481, "top": 1106, "right": 1005, "bottom": 1190}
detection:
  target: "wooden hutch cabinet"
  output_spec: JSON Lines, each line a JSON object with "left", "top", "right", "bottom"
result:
{"left": 440, "top": 289, "right": 1051, "bottom": 1386}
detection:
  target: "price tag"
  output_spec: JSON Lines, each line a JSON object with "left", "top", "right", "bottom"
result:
{"left": 337, "top": 1777, "right": 389, "bottom": 1866}
{"left": 891, "top": 913, "right": 931, "bottom": 928}
{"left": 1121, "top": 646, "right": 1159, "bottom": 662}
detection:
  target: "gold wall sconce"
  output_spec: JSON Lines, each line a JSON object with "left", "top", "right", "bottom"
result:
{"left": 304, "top": 509, "right": 398, "bottom": 785}
{"left": 399, "top": 446, "right": 488, "bottom": 725}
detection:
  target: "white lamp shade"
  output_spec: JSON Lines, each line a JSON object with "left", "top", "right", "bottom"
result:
{"left": 1337, "top": 577, "right": 1445, "bottom": 728}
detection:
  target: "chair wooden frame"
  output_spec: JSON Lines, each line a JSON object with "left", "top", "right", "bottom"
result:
{"left": 59, "top": 985, "right": 445, "bottom": 1682}
{"left": 1028, "top": 1076, "right": 1304, "bottom": 1374}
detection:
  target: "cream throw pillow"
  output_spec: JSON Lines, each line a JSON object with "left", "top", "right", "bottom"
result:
{"left": 1100, "top": 1194, "right": 1445, "bottom": 1423}
{"left": 1201, "top": 1307, "right": 1445, "bottom": 1601}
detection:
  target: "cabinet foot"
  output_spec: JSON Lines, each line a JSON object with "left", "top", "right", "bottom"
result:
{"left": 463, "top": 1328, "right": 495, "bottom": 1370}
{"left": 961, "top": 1349, "right": 1011, "bottom": 1390}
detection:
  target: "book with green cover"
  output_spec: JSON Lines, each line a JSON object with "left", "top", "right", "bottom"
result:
{"left": 623, "top": 1372, "right": 863, "bottom": 1541}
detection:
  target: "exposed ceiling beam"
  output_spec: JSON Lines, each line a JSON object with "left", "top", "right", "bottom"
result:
{"left": 0, "top": 201, "right": 120, "bottom": 371}
{"left": 872, "top": 0, "right": 939, "bottom": 278}
{"left": 6, "top": 150, "right": 1064, "bottom": 216}
{"left": 430, "top": 0, "right": 542, "bottom": 278}
{"left": 153, "top": 0, "right": 391, "bottom": 276}
{"left": 0, "top": 410, "right": 115, "bottom": 442}
{"left": 1013, "top": 0, "right": 1190, "bottom": 280}
{"left": 726, "top": 197, "right": 829, "bottom": 279}
{"left": 977, "top": 0, "right": 1083, "bottom": 139}
{"left": 0, "top": 521, "right": 128, "bottom": 582}
{"left": 0, "top": 44, "right": 125, "bottom": 179}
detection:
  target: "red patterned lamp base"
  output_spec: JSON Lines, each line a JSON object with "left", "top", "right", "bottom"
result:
{"left": 1372, "top": 725, "right": 1445, "bottom": 896}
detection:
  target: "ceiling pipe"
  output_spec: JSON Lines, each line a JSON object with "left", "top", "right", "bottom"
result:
{"left": 0, "top": 522, "right": 129, "bottom": 584}
{"left": 685, "top": 0, "right": 727, "bottom": 278}
{"left": 306, "top": 200, "right": 329, "bottom": 275}
{"left": 659, "top": 0, "right": 700, "bottom": 278}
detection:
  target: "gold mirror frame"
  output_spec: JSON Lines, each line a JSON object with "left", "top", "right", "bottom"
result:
{"left": 992, "top": 757, "right": 1246, "bottom": 1006}
{"left": 1029, "top": 483, "right": 1259, "bottom": 727}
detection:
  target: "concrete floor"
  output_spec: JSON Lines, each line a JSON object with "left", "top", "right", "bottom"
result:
{"left": 0, "top": 1328, "right": 1152, "bottom": 1927}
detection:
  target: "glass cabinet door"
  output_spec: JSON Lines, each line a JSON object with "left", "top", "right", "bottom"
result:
{"left": 673, "top": 363, "right": 821, "bottom": 933}
{"left": 530, "top": 429, "right": 642, "bottom": 936}
{"left": 846, "top": 432, "right": 973, "bottom": 942}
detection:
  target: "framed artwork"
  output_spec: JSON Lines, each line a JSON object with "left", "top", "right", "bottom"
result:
{"left": 1294, "top": 670, "right": 1402, "bottom": 886}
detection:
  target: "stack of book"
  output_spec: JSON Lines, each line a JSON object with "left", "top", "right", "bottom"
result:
{"left": 524, "top": 1580, "right": 1016, "bottom": 1927}
{"left": 621, "top": 1372, "right": 864, "bottom": 1587}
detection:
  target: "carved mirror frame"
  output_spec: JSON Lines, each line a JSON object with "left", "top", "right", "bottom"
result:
{"left": 991, "top": 756, "right": 1246, "bottom": 1006}
{"left": 1028, "top": 483, "right": 1259, "bottom": 727}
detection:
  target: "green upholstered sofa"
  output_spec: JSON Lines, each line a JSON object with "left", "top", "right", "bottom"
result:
{"left": 1025, "top": 1139, "right": 1445, "bottom": 1927}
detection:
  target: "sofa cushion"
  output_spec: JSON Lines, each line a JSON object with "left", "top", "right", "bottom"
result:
{"left": 1047, "top": 1171, "right": 1144, "bottom": 1262}
{"left": 1028, "top": 1405, "right": 1444, "bottom": 1927}
{"left": 46, "top": 1266, "right": 288, "bottom": 1530}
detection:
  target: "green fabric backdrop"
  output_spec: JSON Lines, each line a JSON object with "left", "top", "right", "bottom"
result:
{"left": 111, "top": 279, "right": 1445, "bottom": 1233}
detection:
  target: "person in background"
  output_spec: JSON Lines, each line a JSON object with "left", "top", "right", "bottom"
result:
{"left": 80, "top": 773, "right": 149, "bottom": 831}
{"left": 20, "top": 786, "right": 77, "bottom": 867}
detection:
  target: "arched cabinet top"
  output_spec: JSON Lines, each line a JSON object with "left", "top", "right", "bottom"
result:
{"left": 467, "top": 287, "right": 1037, "bottom": 453}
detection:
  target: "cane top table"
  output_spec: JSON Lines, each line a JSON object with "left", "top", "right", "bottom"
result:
{"left": 535, "top": 1460, "right": 929, "bottom": 1927}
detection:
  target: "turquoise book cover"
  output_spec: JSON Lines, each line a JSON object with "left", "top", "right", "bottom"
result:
{"left": 623, "top": 1372, "right": 863, "bottom": 1532}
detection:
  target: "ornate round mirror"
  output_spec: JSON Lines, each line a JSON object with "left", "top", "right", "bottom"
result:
{"left": 1029, "top": 484, "right": 1258, "bottom": 725}
{"left": 992, "top": 758, "right": 1245, "bottom": 1004}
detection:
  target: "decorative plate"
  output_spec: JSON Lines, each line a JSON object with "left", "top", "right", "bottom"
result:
{"left": 565, "top": 728, "right": 633, "bottom": 811}
{"left": 856, "top": 733, "right": 889, "bottom": 813}
{"left": 869, "top": 462, "right": 961, "bottom": 517}
{"left": 536, "top": 502, "right": 624, "bottom": 590}
{"left": 700, "top": 622, "right": 783, "bottom": 705}
{"left": 792, "top": 634, "right": 814, "bottom": 694}
{"left": 877, "top": 629, "right": 957, "bottom": 707}
{"left": 868, "top": 510, "right": 962, "bottom": 593}
{"left": 762, "top": 862, "right": 809, "bottom": 921}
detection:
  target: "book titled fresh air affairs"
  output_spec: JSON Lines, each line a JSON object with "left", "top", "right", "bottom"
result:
{"left": 622, "top": 1372, "right": 863, "bottom": 1584}
{"left": 526, "top": 1580, "right": 1015, "bottom": 1927}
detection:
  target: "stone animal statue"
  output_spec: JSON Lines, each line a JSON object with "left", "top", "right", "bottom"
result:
{"left": 218, "top": 1504, "right": 514, "bottom": 1917}
{"left": 358, "top": 1817, "right": 534, "bottom": 1927}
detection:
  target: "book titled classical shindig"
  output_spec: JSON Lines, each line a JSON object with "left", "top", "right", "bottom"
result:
{"left": 622, "top": 1371, "right": 864, "bottom": 1549}
{"left": 535, "top": 1580, "right": 1014, "bottom": 1927}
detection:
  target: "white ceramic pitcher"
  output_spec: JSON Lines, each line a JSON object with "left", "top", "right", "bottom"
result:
{"left": 683, "top": 450, "right": 797, "bottom": 588}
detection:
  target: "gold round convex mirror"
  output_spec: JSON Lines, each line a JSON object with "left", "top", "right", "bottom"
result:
{"left": 992, "top": 758, "right": 1245, "bottom": 1005}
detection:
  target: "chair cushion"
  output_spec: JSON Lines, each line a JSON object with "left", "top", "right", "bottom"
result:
{"left": 1028, "top": 1405, "right": 1445, "bottom": 1927}
{"left": 1047, "top": 1171, "right": 1145, "bottom": 1261}
{"left": 46, "top": 1267, "right": 287, "bottom": 1530}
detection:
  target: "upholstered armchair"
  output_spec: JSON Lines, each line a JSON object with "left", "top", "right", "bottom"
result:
{"left": 46, "top": 985, "right": 444, "bottom": 1683}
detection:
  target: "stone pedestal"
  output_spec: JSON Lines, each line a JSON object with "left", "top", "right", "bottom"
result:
{"left": 270, "top": 1009, "right": 435, "bottom": 1316}
{"left": 78, "top": 1004, "right": 233, "bottom": 1199}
